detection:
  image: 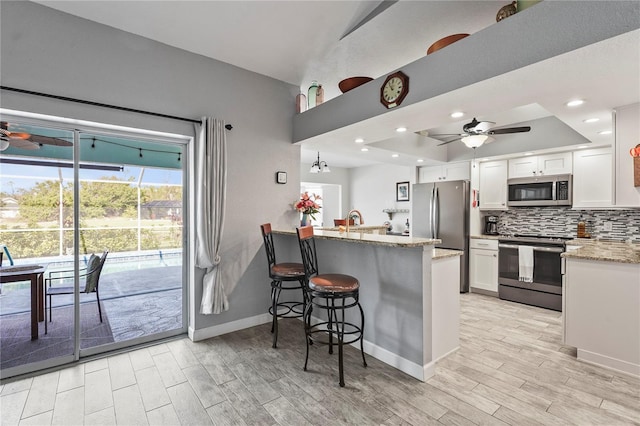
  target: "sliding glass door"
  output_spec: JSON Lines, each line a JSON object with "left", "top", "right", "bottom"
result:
{"left": 0, "top": 124, "right": 77, "bottom": 375}
{"left": 0, "top": 115, "right": 187, "bottom": 378}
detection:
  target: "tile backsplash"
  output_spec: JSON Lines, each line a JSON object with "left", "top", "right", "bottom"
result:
{"left": 490, "top": 208, "right": 640, "bottom": 242}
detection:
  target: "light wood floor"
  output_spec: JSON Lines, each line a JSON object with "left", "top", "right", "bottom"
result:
{"left": 1, "top": 293, "right": 639, "bottom": 425}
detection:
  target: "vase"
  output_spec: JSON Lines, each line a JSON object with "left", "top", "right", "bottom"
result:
{"left": 301, "top": 213, "right": 311, "bottom": 227}
{"left": 307, "top": 81, "right": 319, "bottom": 109}
{"left": 295, "top": 92, "right": 307, "bottom": 113}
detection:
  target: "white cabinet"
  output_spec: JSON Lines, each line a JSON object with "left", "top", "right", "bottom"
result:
{"left": 419, "top": 162, "right": 470, "bottom": 183}
{"left": 614, "top": 103, "right": 640, "bottom": 207}
{"left": 508, "top": 152, "right": 573, "bottom": 178}
{"left": 572, "top": 147, "right": 612, "bottom": 208}
{"left": 469, "top": 238, "right": 499, "bottom": 294}
{"left": 479, "top": 160, "right": 507, "bottom": 210}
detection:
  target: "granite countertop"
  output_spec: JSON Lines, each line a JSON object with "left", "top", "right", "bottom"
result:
{"left": 273, "top": 229, "right": 440, "bottom": 248}
{"left": 433, "top": 248, "right": 463, "bottom": 260}
{"left": 470, "top": 235, "right": 501, "bottom": 240}
{"left": 562, "top": 239, "right": 640, "bottom": 264}
{"left": 318, "top": 225, "right": 388, "bottom": 232}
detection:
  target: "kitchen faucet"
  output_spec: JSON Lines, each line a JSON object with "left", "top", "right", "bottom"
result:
{"left": 346, "top": 209, "right": 364, "bottom": 233}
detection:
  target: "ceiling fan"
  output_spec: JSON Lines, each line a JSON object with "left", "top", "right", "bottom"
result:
{"left": 0, "top": 122, "right": 73, "bottom": 151}
{"left": 427, "top": 117, "right": 531, "bottom": 148}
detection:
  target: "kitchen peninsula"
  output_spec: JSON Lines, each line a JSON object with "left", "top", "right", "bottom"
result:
{"left": 272, "top": 229, "right": 462, "bottom": 381}
{"left": 562, "top": 239, "right": 640, "bottom": 377}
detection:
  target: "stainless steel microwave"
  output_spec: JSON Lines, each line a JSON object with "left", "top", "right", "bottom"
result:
{"left": 507, "top": 174, "right": 572, "bottom": 207}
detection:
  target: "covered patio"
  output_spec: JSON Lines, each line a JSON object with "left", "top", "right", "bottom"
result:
{"left": 0, "top": 253, "right": 183, "bottom": 370}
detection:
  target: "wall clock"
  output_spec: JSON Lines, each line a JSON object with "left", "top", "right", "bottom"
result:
{"left": 380, "top": 71, "right": 409, "bottom": 109}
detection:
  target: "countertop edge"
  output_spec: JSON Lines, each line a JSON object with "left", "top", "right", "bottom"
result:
{"left": 433, "top": 248, "right": 463, "bottom": 260}
{"left": 273, "top": 229, "right": 441, "bottom": 248}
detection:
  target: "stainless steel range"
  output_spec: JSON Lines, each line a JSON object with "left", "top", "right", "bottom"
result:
{"left": 498, "top": 234, "right": 571, "bottom": 311}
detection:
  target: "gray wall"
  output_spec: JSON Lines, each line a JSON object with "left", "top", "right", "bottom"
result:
{"left": 0, "top": 1, "right": 301, "bottom": 331}
{"left": 300, "top": 163, "right": 351, "bottom": 217}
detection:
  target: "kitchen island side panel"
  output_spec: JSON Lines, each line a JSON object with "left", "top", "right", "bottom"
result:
{"left": 313, "top": 239, "right": 427, "bottom": 367}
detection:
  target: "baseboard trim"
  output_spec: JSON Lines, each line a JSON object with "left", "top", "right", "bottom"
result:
{"left": 358, "top": 339, "right": 429, "bottom": 381}
{"left": 305, "top": 314, "right": 432, "bottom": 381}
{"left": 470, "top": 287, "right": 498, "bottom": 297}
{"left": 433, "top": 346, "right": 460, "bottom": 364}
{"left": 577, "top": 349, "right": 640, "bottom": 378}
{"left": 188, "top": 313, "right": 272, "bottom": 342}
{"left": 188, "top": 313, "right": 434, "bottom": 381}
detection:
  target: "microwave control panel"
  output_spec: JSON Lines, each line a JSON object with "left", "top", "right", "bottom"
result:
{"left": 557, "top": 181, "right": 569, "bottom": 200}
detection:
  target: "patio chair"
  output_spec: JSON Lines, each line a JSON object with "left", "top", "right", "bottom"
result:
{"left": 45, "top": 250, "right": 109, "bottom": 333}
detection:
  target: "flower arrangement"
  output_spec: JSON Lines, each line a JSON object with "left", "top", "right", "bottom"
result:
{"left": 294, "top": 192, "right": 322, "bottom": 219}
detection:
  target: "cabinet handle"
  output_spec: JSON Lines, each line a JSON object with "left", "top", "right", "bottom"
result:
{"left": 493, "top": 254, "right": 497, "bottom": 257}
{"left": 539, "top": 170, "right": 543, "bottom": 174}
{"left": 532, "top": 171, "right": 536, "bottom": 175}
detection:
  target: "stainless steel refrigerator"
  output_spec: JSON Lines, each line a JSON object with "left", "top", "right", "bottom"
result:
{"left": 412, "top": 180, "right": 470, "bottom": 292}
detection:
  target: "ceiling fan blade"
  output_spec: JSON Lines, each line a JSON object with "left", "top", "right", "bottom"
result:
{"left": 428, "top": 133, "right": 464, "bottom": 138}
{"left": 8, "top": 139, "right": 40, "bottom": 150}
{"left": 28, "top": 134, "right": 73, "bottom": 147}
{"left": 437, "top": 137, "right": 462, "bottom": 146}
{"left": 487, "top": 126, "right": 531, "bottom": 135}
{"left": 474, "top": 121, "right": 495, "bottom": 133}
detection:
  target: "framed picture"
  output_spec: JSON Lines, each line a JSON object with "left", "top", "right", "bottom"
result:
{"left": 276, "top": 171, "right": 287, "bottom": 184}
{"left": 396, "top": 181, "right": 410, "bottom": 201}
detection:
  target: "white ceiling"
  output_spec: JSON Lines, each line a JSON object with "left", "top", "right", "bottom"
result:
{"left": 34, "top": 1, "right": 640, "bottom": 168}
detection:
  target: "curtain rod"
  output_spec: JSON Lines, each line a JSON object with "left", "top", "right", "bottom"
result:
{"left": 0, "top": 86, "right": 233, "bottom": 130}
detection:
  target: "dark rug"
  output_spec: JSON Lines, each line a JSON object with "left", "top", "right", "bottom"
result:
{"left": 0, "top": 302, "right": 113, "bottom": 369}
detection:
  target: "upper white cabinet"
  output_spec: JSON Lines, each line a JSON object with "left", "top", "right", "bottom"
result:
{"left": 419, "top": 162, "right": 470, "bottom": 183}
{"left": 479, "top": 160, "right": 508, "bottom": 210}
{"left": 508, "top": 152, "right": 573, "bottom": 178}
{"left": 572, "top": 147, "right": 612, "bottom": 208}
{"left": 614, "top": 103, "right": 640, "bottom": 207}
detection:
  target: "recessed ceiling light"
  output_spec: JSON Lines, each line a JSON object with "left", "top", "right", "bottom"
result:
{"left": 578, "top": 145, "right": 589, "bottom": 149}
{"left": 417, "top": 159, "right": 424, "bottom": 163}
{"left": 583, "top": 118, "right": 599, "bottom": 123}
{"left": 361, "top": 147, "right": 369, "bottom": 152}
{"left": 566, "top": 99, "right": 585, "bottom": 107}
{"left": 598, "top": 130, "right": 612, "bottom": 135}
{"left": 391, "top": 154, "right": 399, "bottom": 158}
{"left": 396, "top": 127, "right": 407, "bottom": 133}
{"left": 524, "top": 152, "right": 533, "bottom": 156}
{"left": 450, "top": 111, "right": 464, "bottom": 118}
{"left": 355, "top": 138, "right": 364, "bottom": 143}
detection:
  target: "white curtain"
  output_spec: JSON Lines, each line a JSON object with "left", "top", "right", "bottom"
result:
{"left": 195, "top": 117, "right": 228, "bottom": 314}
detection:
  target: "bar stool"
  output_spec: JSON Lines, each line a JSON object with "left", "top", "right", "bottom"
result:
{"left": 260, "top": 223, "right": 306, "bottom": 348}
{"left": 296, "top": 225, "right": 367, "bottom": 387}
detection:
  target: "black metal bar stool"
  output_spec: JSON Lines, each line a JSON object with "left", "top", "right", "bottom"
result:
{"left": 296, "top": 225, "right": 367, "bottom": 387}
{"left": 260, "top": 223, "right": 306, "bottom": 348}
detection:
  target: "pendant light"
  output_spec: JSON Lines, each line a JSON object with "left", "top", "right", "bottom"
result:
{"left": 309, "top": 152, "right": 330, "bottom": 173}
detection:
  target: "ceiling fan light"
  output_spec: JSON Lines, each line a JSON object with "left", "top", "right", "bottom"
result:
{"left": 0, "top": 139, "right": 10, "bottom": 151}
{"left": 461, "top": 134, "right": 488, "bottom": 148}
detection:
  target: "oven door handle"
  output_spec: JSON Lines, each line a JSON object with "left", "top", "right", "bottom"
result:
{"left": 498, "top": 243, "right": 564, "bottom": 253}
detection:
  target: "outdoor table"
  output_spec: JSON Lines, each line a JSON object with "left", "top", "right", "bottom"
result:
{"left": 0, "top": 264, "right": 47, "bottom": 340}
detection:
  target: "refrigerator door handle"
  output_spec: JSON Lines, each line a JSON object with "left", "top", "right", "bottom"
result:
{"left": 430, "top": 186, "right": 436, "bottom": 239}
{"left": 434, "top": 187, "right": 440, "bottom": 239}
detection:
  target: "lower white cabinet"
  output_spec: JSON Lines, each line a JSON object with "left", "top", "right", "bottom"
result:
{"left": 469, "top": 238, "right": 499, "bottom": 294}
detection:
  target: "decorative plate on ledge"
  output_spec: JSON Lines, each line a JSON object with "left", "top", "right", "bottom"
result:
{"left": 339, "top": 77, "right": 374, "bottom": 93}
